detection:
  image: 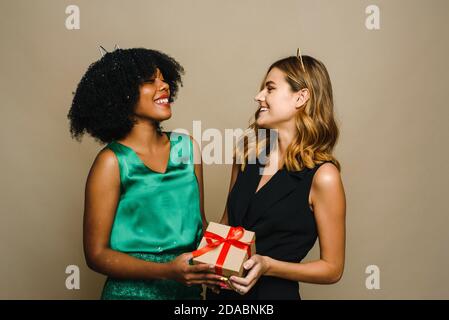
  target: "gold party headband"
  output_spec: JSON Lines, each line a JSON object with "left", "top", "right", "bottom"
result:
{"left": 99, "top": 44, "right": 120, "bottom": 57}
{"left": 296, "top": 47, "right": 306, "bottom": 73}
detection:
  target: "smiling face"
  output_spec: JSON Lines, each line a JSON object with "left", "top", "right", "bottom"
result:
{"left": 134, "top": 68, "right": 172, "bottom": 122}
{"left": 254, "top": 67, "right": 309, "bottom": 130}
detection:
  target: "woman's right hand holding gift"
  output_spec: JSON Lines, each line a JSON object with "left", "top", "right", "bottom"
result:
{"left": 166, "top": 252, "right": 224, "bottom": 289}
{"left": 228, "top": 254, "right": 270, "bottom": 295}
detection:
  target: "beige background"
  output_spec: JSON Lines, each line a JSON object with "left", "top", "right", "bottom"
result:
{"left": 0, "top": 0, "right": 448, "bottom": 299}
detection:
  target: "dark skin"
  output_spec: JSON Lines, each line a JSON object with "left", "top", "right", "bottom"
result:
{"left": 83, "top": 69, "right": 223, "bottom": 289}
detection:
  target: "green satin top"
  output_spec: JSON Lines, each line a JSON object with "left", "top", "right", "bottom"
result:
{"left": 105, "top": 132, "right": 203, "bottom": 254}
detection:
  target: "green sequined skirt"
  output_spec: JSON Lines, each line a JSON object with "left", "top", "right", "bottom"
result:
{"left": 101, "top": 252, "right": 203, "bottom": 300}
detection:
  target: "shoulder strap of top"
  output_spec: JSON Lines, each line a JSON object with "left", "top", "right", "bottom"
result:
{"left": 308, "top": 160, "right": 337, "bottom": 184}
{"left": 105, "top": 141, "right": 122, "bottom": 155}
{"left": 309, "top": 160, "right": 335, "bottom": 177}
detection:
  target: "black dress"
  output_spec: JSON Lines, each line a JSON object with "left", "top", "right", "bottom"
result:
{"left": 207, "top": 160, "right": 331, "bottom": 300}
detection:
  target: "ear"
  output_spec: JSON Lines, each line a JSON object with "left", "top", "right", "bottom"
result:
{"left": 295, "top": 88, "right": 310, "bottom": 109}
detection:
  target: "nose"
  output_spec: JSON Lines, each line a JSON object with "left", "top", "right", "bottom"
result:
{"left": 157, "top": 79, "right": 169, "bottom": 91}
{"left": 254, "top": 90, "right": 265, "bottom": 102}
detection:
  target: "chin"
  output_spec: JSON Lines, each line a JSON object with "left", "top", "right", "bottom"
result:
{"left": 138, "top": 112, "right": 172, "bottom": 123}
{"left": 256, "top": 118, "right": 273, "bottom": 129}
{"left": 158, "top": 113, "right": 172, "bottom": 121}
{"left": 153, "top": 109, "right": 172, "bottom": 121}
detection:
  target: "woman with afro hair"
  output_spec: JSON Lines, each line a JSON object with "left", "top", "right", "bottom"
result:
{"left": 68, "top": 48, "right": 223, "bottom": 300}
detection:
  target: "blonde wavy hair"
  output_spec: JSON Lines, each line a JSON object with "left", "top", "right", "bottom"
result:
{"left": 236, "top": 55, "right": 341, "bottom": 172}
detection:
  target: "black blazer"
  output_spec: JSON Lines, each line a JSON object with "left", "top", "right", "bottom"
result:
{"left": 207, "top": 160, "right": 330, "bottom": 300}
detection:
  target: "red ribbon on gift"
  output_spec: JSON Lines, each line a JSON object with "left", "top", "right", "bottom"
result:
{"left": 192, "top": 226, "right": 254, "bottom": 275}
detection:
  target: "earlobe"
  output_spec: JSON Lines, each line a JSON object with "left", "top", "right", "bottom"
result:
{"left": 296, "top": 99, "right": 309, "bottom": 109}
{"left": 296, "top": 90, "right": 310, "bottom": 109}
{"left": 295, "top": 97, "right": 304, "bottom": 109}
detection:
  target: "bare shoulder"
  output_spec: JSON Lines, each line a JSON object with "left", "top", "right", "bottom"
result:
{"left": 93, "top": 147, "right": 119, "bottom": 170}
{"left": 87, "top": 147, "right": 120, "bottom": 184}
{"left": 312, "top": 162, "right": 342, "bottom": 189}
{"left": 309, "top": 162, "right": 345, "bottom": 211}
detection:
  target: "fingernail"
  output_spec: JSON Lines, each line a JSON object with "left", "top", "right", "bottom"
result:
{"left": 219, "top": 282, "right": 229, "bottom": 289}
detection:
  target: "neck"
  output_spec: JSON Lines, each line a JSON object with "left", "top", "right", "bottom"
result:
{"left": 265, "top": 126, "right": 296, "bottom": 171}
{"left": 121, "top": 118, "right": 164, "bottom": 151}
{"left": 276, "top": 127, "right": 296, "bottom": 156}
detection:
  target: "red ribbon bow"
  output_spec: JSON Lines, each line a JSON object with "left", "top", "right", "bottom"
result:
{"left": 192, "top": 226, "right": 253, "bottom": 275}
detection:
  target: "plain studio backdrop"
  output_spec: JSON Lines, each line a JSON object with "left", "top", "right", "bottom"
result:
{"left": 0, "top": 0, "right": 448, "bottom": 299}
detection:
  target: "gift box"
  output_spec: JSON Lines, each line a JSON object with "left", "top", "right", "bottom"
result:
{"left": 192, "top": 222, "right": 256, "bottom": 278}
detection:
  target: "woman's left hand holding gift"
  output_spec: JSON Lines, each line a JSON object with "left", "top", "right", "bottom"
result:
{"left": 228, "top": 254, "right": 270, "bottom": 295}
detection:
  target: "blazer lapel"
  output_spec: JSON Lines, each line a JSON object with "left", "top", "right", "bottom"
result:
{"left": 229, "top": 163, "right": 260, "bottom": 227}
{"left": 244, "top": 165, "right": 310, "bottom": 229}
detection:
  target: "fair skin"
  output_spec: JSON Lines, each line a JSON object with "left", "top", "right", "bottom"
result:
{"left": 219, "top": 67, "right": 346, "bottom": 295}
{"left": 83, "top": 69, "right": 223, "bottom": 289}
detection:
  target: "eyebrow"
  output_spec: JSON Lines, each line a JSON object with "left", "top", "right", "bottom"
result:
{"left": 265, "top": 80, "right": 276, "bottom": 86}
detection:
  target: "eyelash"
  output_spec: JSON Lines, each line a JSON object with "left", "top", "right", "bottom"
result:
{"left": 144, "top": 79, "right": 167, "bottom": 85}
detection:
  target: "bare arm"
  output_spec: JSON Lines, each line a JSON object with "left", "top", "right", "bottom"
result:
{"left": 219, "top": 163, "right": 240, "bottom": 225}
{"left": 83, "top": 148, "right": 222, "bottom": 285}
{"left": 83, "top": 149, "right": 170, "bottom": 279}
{"left": 230, "top": 163, "right": 346, "bottom": 292}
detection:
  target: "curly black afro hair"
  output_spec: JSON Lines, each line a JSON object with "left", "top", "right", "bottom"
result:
{"left": 68, "top": 48, "right": 184, "bottom": 144}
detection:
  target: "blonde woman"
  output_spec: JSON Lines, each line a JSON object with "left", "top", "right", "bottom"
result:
{"left": 209, "top": 53, "right": 346, "bottom": 300}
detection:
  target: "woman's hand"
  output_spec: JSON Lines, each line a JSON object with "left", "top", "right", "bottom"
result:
{"left": 229, "top": 254, "right": 270, "bottom": 295}
{"left": 167, "top": 253, "right": 224, "bottom": 287}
